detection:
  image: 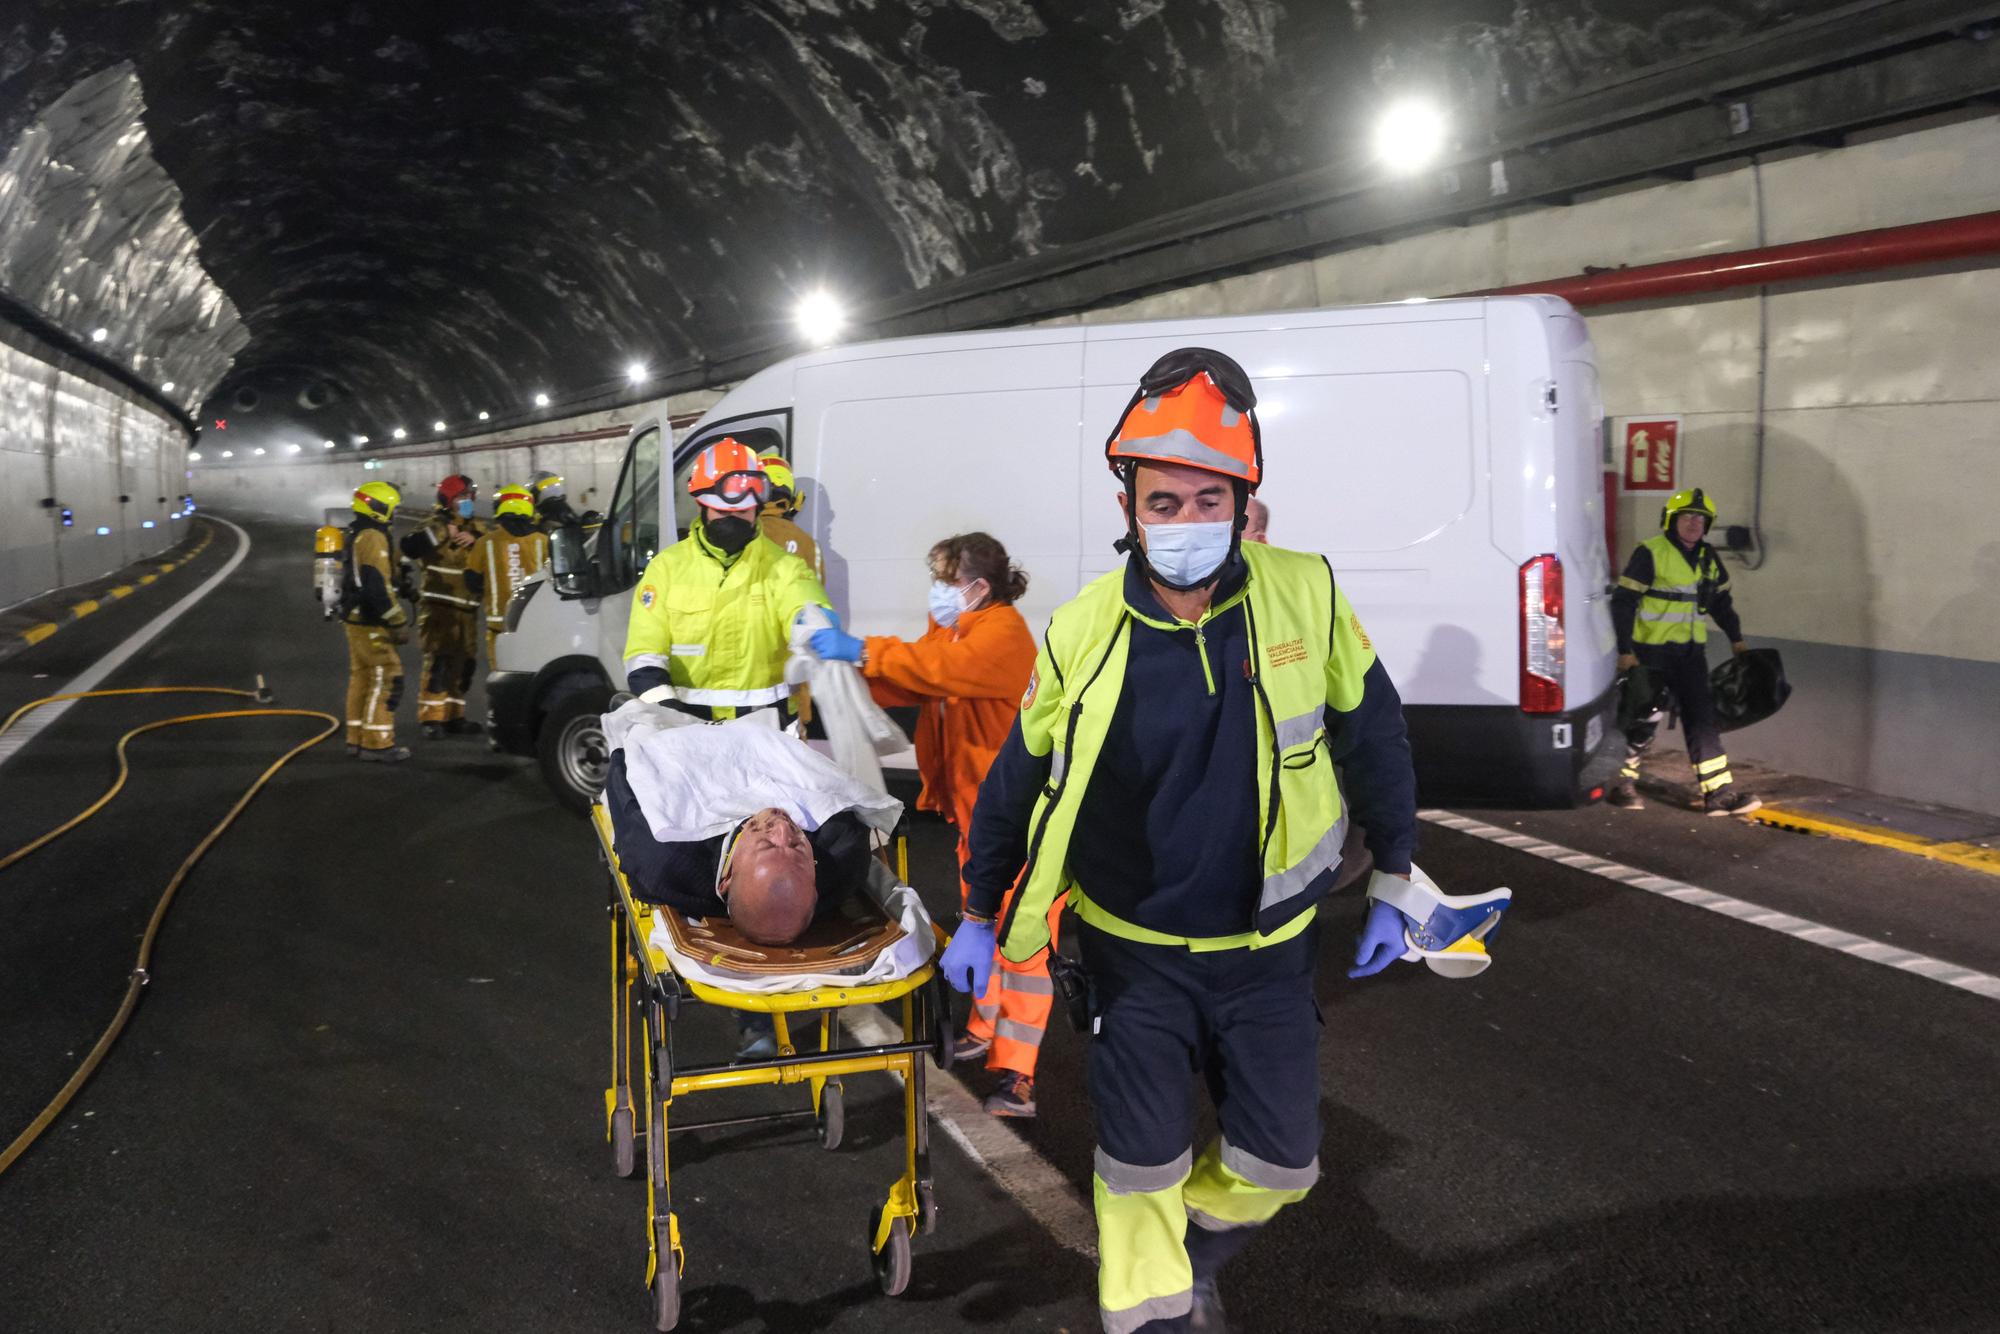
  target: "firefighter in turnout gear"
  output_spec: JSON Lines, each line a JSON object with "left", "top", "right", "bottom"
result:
{"left": 1608, "top": 487, "right": 1762, "bottom": 816}
{"left": 623, "top": 439, "right": 830, "bottom": 722}
{"left": 754, "top": 450, "right": 823, "bottom": 580}
{"left": 344, "top": 481, "right": 412, "bottom": 761}
{"left": 947, "top": 349, "right": 1421, "bottom": 1333}
{"left": 398, "top": 474, "right": 485, "bottom": 739}
{"left": 528, "top": 469, "right": 581, "bottom": 532}
{"left": 473, "top": 483, "right": 549, "bottom": 666}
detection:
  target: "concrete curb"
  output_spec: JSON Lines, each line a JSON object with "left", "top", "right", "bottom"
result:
{"left": 1752, "top": 805, "right": 2000, "bottom": 878}
{"left": 0, "top": 520, "right": 215, "bottom": 665}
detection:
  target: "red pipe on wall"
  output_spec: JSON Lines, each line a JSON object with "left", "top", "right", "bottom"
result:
{"left": 1468, "top": 208, "right": 2000, "bottom": 308}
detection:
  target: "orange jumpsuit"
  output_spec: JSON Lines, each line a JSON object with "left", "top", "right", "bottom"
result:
{"left": 864, "top": 603, "right": 1047, "bottom": 1077}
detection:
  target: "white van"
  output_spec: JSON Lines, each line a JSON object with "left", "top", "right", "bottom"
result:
{"left": 488, "top": 296, "right": 1621, "bottom": 810}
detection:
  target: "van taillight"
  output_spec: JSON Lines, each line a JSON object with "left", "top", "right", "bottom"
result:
{"left": 1519, "top": 554, "right": 1565, "bottom": 714}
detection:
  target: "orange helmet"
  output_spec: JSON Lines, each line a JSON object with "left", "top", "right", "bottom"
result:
{"left": 686, "top": 437, "right": 770, "bottom": 512}
{"left": 1106, "top": 348, "right": 1262, "bottom": 492}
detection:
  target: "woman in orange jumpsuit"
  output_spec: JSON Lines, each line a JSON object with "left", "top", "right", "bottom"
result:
{"left": 860, "top": 534, "right": 1044, "bottom": 1117}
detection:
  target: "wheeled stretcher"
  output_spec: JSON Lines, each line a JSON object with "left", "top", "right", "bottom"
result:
{"left": 591, "top": 804, "right": 956, "bottom": 1331}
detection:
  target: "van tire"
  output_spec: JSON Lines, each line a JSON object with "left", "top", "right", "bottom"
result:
{"left": 539, "top": 682, "right": 614, "bottom": 812}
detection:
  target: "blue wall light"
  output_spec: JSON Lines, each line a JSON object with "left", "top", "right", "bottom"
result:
{"left": 96, "top": 525, "right": 112, "bottom": 535}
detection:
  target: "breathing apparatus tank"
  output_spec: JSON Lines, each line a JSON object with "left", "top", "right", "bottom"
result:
{"left": 314, "top": 524, "right": 347, "bottom": 619}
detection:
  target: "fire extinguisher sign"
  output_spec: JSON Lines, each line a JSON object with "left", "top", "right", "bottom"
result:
{"left": 1615, "top": 416, "right": 1682, "bottom": 494}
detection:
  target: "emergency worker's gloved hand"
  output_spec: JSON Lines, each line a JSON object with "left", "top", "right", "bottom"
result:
{"left": 939, "top": 918, "right": 996, "bottom": 995}
{"left": 809, "top": 609, "right": 864, "bottom": 664}
{"left": 1617, "top": 652, "right": 1639, "bottom": 672}
{"left": 1347, "top": 899, "right": 1412, "bottom": 979}
{"left": 1731, "top": 640, "right": 1748, "bottom": 655}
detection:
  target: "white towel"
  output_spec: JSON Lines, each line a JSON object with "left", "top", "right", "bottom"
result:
{"left": 785, "top": 604, "right": 908, "bottom": 793}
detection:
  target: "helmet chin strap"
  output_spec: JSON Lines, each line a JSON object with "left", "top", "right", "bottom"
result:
{"left": 1112, "top": 469, "right": 1249, "bottom": 593}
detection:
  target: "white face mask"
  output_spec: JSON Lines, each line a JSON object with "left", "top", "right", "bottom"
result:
{"left": 1140, "top": 519, "right": 1233, "bottom": 588}
{"left": 928, "top": 580, "right": 965, "bottom": 628}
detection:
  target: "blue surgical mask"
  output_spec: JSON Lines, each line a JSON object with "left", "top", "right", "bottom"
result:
{"left": 455, "top": 498, "right": 475, "bottom": 518}
{"left": 1140, "top": 519, "right": 1233, "bottom": 588}
{"left": 928, "top": 580, "right": 964, "bottom": 628}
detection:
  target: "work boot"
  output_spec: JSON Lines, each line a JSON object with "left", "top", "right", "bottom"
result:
{"left": 1705, "top": 787, "right": 1762, "bottom": 817}
{"left": 1605, "top": 780, "right": 1644, "bottom": 810}
{"left": 357, "top": 745, "right": 412, "bottom": 764}
{"left": 983, "top": 1073, "right": 1036, "bottom": 1119}
{"left": 1189, "top": 1277, "right": 1233, "bottom": 1333}
{"left": 442, "top": 717, "right": 483, "bottom": 735}
{"left": 951, "top": 1032, "right": 992, "bottom": 1065}
{"left": 421, "top": 722, "right": 443, "bottom": 741}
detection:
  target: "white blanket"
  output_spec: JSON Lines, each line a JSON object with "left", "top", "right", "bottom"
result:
{"left": 785, "top": 604, "right": 907, "bottom": 793}
{"left": 606, "top": 700, "right": 902, "bottom": 842}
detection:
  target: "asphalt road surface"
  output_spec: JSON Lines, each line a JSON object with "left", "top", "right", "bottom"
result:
{"left": 2, "top": 515, "right": 1994, "bottom": 1334}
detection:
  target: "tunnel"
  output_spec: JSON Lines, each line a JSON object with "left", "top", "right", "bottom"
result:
{"left": 3, "top": 5, "right": 1998, "bottom": 1332}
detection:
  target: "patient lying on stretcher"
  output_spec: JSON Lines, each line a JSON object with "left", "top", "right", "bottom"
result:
{"left": 606, "top": 750, "right": 874, "bottom": 944}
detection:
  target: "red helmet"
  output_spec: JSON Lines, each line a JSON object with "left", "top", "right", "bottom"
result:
{"left": 686, "top": 438, "right": 770, "bottom": 512}
{"left": 1106, "top": 348, "right": 1262, "bottom": 492}
{"left": 436, "top": 473, "right": 477, "bottom": 506}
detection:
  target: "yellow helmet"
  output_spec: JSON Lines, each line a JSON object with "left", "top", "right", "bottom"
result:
{"left": 757, "top": 451, "right": 798, "bottom": 509}
{"left": 495, "top": 483, "right": 535, "bottom": 518}
{"left": 1660, "top": 486, "right": 1717, "bottom": 533}
{"left": 352, "top": 480, "right": 401, "bottom": 520}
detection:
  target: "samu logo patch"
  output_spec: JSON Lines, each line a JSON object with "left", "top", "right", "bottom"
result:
{"left": 1021, "top": 669, "right": 1039, "bottom": 709}
{"left": 639, "top": 584, "right": 657, "bottom": 610}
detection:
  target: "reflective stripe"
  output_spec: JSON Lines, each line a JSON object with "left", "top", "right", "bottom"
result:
{"left": 1638, "top": 607, "right": 1701, "bottom": 622}
{"left": 999, "top": 971, "right": 1055, "bottom": 996}
{"left": 1257, "top": 817, "right": 1347, "bottom": 917}
{"left": 421, "top": 592, "right": 479, "bottom": 608}
{"left": 1101, "top": 1292, "right": 1194, "bottom": 1334}
{"left": 671, "top": 643, "right": 707, "bottom": 657}
{"left": 1616, "top": 575, "right": 1649, "bottom": 593}
{"left": 672, "top": 682, "right": 790, "bottom": 707}
{"left": 973, "top": 1001, "right": 1000, "bottom": 1020}
{"left": 1273, "top": 707, "right": 1321, "bottom": 752}
{"left": 1699, "top": 771, "right": 1734, "bottom": 794}
{"left": 1049, "top": 747, "right": 1068, "bottom": 784}
{"left": 1117, "top": 425, "right": 1255, "bottom": 482}
{"left": 1094, "top": 1146, "right": 1192, "bottom": 1195}
{"left": 1694, "top": 755, "right": 1730, "bottom": 774}
{"left": 994, "top": 1018, "right": 1045, "bottom": 1048}
{"left": 1187, "top": 1205, "right": 1254, "bottom": 1232}
{"left": 625, "top": 652, "right": 672, "bottom": 674}
{"left": 424, "top": 564, "right": 466, "bottom": 576}
{"left": 1219, "top": 1137, "right": 1320, "bottom": 1192}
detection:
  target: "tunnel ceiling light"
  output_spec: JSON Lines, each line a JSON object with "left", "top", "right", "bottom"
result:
{"left": 533, "top": 392, "right": 550, "bottom": 407}
{"left": 188, "top": 451, "right": 203, "bottom": 462}
{"left": 392, "top": 427, "right": 407, "bottom": 439}
{"left": 794, "top": 290, "right": 846, "bottom": 346}
{"left": 90, "top": 327, "right": 108, "bottom": 342}
{"left": 477, "top": 410, "right": 489, "bottom": 421}
{"left": 253, "top": 447, "right": 266, "bottom": 456}
{"left": 355, "top": 434, "right": 370, "bottom": 445}
{"left": 1373, "top": 97, "right": 1449, "bottom": 174}
{"left": 96, "top": 525, "right": 111, "bottom": 535}
{"left": 432, "top": 420, "right": 447, "bottom": 433}
{"left": 323, "top": 439, "right": 335, "bottom": 449}
{"left": 626, "top": 361, "right": 648, "bottom": 385}
{"left": 287, "top": 443, "right": 301, "bottom": 454}
{"left": 220, "top": 450, "right": 233, "bottom": 458}
{"left": 161, "top": 380, "right": 175, "bottom": 393}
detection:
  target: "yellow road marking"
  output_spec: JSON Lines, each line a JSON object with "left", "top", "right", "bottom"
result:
{"left": 109, "top": 585, "right": 133, "bottom": 598}
{"left": 71, "top": 600, "right": 99, "bottom": 618}
{"left": 1754, "top": 805, "right": 2000, "bottom": 878}
{"left": 23, "top": 624, "right": 58, "bottom": 645}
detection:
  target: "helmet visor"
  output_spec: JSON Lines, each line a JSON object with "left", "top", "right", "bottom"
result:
{"left": 1138, "top": 348, "right": 1256, "bottom": 414}
{"left": 695, "top": 470, "right": 770, "bottom": 510}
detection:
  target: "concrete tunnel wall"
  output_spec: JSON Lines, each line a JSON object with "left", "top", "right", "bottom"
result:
{"left": 189, "top": 112, "right": 2000, "bottom": 815}
{"left": 0, "top": 326, "right": 191, "bottom": 608}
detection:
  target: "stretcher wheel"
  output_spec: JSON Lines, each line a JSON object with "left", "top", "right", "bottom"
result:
{"left": 868, "top": 1206, "right": 912, "bottom": 1297}
{"left": 651, "top": 1239, "right": 680, "bottom": 1331}
{"left": 916, "top": 1183, "right": 939, "bottom": 1237}
{"left": 610, "top": 1105, "right": 637, "bottom": 1179}
{"left": 815, "top": 1082, "right": 844, "bottom": 1151}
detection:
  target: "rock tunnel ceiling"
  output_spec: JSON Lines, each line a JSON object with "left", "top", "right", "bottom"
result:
{"left": 1, "top": 0, "right": 1836, "bottom": 442}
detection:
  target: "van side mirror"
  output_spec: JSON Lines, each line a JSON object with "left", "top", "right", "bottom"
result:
{"left": 548, "top": 524, "right": 598, "bottom": 600}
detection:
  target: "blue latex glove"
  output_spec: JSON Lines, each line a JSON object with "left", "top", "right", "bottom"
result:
{"left": 938, "top": 918, "right": 996, "bottom": 996}
{"left": 807, "top": 608, "right": 864, "bottom": 663}
{"left": 1348, "top": 899, "right": 1411, "bottom": 979}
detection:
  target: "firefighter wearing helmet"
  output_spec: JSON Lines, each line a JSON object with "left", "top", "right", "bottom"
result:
{"left": 944, "top": 348, "right": 1425, "bottom": 1333}
{"left": 471, "top": 483, "right": 549, "bottom": 666}
{"left": 398, "top": 474, "right": 486, "bottom": 739}
{"left": 621, "top": 438, "right": 831, "bottom": 722}
{"left": 343, "top": 481, "right": 412, "bottom": 761}
{"left": 527, "top": 469, "right": 580, "bottom": 532}
{"left": 1608, "top": 487, "right": 1761, "bottom": 815}
{"left": 754, "top": 450, "right": 822, "bottom": 580}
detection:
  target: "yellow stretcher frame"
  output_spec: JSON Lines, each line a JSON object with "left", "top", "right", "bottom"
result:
{"left": 591, "top": 804, "right": 954, "bottom": 1331}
